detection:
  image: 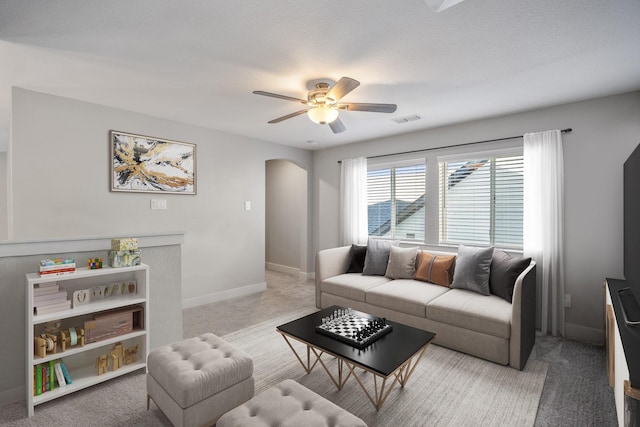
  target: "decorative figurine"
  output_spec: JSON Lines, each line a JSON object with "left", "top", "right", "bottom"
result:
{"left": 96, "top": 354, "right": 109, "bottom": 375}
{"left": 124, "top": 345, "right": 138, "bottom": 365}
{"left": 110, "top": 342, "right": 124, "bottom": 371}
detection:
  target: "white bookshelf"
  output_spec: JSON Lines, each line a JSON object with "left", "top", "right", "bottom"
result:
{"left": 25, "top": 264, "right": 150, "bottom": 417}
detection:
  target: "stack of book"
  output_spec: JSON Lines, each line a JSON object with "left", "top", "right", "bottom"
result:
{"left": 34, "top": 359, "right": 72, "bottom": 396}
{"left": 34, "top": 283, "right": 71, "bottom": 316}
{"left": 39, "top": 258, "right": 76, "bottom": 276}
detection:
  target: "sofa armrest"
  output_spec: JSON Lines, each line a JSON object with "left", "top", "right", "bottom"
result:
{"left": 509, "top": 260, "right": 537, "bottom": 370}
{"left": 315, "top": 246, "right": 352, "bottom": 308}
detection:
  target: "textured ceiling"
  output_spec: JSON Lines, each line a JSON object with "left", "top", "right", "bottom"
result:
{"left": 1, "top": 0, "right": 639, "bottom": 151}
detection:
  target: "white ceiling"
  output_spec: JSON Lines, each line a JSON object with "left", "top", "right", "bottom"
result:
{"left": 1, "top": 0, "right": 639, "bottom": 152}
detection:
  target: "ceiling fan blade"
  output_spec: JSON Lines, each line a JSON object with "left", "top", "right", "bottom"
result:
{"left": 338, "top": 102, "right": 397, "bottom": 113}
{"left": 267, "top": 109, "right": 309, "bottom": 124}
{"left": 328, "top": 117, "right": 346, "bottom": 134}
{"left": 253, "top": 91, "right": 308, "bottom": 105}
{"left": 326, "top": 77, "right": 360, "bottom": 103}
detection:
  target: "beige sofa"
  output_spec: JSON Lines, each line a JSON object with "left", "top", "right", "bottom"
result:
{"left": 315, "top": 246, "right": 536, "bottom": 370}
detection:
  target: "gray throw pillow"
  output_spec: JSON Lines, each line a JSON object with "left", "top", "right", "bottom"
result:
{"left": 385, "top": 246, "right": 419, "bottom": 279}
{"left": 362, "top": 239, "right": 399, "bottom": 276}
{"left": 450, "top": 245, "right": 494, "bottom": 295}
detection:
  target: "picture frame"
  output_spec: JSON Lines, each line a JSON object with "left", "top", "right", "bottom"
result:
{"left": 110, "top": 130, "right": 196, "bottom": 194}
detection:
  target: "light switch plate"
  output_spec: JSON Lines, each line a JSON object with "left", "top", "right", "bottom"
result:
{"left": 151, "top": 199, "right": 167, "bottom": 210}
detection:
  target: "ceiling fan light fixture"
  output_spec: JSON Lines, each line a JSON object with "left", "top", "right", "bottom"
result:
{"left": 307, "top": 106, "right": 339, "bottom": 124}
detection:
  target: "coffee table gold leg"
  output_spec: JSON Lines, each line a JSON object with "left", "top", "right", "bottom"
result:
{"left": 279, "top": 331, "right": 431, "bottom": 411}
{"left": 280, "top": 334, "right": 320, "bottom": 374}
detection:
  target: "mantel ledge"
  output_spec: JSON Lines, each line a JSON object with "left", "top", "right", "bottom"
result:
{"left": 0, "top": 232, "right": 185, "bottom": 258}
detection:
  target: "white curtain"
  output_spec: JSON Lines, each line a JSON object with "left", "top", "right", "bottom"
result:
{"left": 340, "top": 157, "right": 368, "bottom": 246}
{"left": 523, "top": 129, "right": 565, "bottom": 337}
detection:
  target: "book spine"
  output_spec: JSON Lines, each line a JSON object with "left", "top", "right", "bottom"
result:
{"left": 60, "top": 362, "right": 72, "bottom": 384}
{"left": 33, "top": 286, "right": 60, "bottom": 296}
{"left": 40, "top": 258, "right": 75, "bottom": 267}
{"left": 39, "top": 268, "right": 76, "bottom": 276}
{"left": 36, "top": 281, "right": 58, "bottom": 288}
{"left": 45, "top": 365, "right": 50, "bottom": 392}
{"left": 40, "top": 263, "right": 76, "bottom": 272}
{"left": 49, "top": 360, "right": 56, "bottom": 391}
{"left": 35, "top": 301, "right": 71, "bottom": 315}
{"left": 34, "top": 366, "right": 41, "bottom": 396}
{"left": 54, "top": 362, "right": 66, "bottom": 387}
{"left": 34, "top": 293, "right": 68, "bottom": 304}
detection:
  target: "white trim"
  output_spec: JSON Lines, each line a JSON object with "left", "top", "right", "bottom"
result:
{"left": 564, "top": 322, "right": 604, "bottom": 345}
{"left": 181, "top": 282, "right": 266, "bottom": 309}
{"left": 267, "top": 263, "right": 314, "bottom": 281}
{"left": 266, "top": 262, "right": 300, "bottom": 277}
{"left": 300, "top": 271, "right": 315, "bottom": 281}
{"left": 0, "top": 232, "right": 185, "bottom": 258}
{"left": 0, "top": 385, "right": 23, "bottom": 406}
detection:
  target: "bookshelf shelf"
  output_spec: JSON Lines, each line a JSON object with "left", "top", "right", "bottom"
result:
{"left": 25, "top": 263, "right": 150, "bottom": 417}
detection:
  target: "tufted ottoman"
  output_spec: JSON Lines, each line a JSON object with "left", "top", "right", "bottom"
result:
{"left": 146, "top": 333, "right": 254, "bottom": 427}
{"left": 217, "top": 379, "right": 367, "bottom": 427}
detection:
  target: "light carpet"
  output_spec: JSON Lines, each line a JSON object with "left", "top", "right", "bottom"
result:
{"left": 0, "top": 308, "right": 548, "bottom": 427}
{"left": 222, "top": 308, "right": 548, "bottom": 427}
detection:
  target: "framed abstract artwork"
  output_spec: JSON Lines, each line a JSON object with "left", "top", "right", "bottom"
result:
{"left": 110, "top": 130, "right": 196, "bottom": 194}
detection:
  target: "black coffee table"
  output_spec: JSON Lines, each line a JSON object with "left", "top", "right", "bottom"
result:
{"left": 276, "top": 305, "right": 436, "bottom": 410}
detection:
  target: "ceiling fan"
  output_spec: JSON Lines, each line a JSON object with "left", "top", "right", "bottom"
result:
{"left": 253, "top": 77, "right": 397, "bottom": 134}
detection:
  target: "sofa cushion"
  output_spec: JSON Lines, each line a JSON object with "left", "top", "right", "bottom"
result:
{"left": 366, "top": 279, "right": 449, "bottom": 318}
{"left": 450, "top": 245, "right": 494, "bottom": 295}
{"left": 322, "top": 273, "right": 391, "bottom": 302}
{"left": 362, "top": 238, "right": 399, "bottom": 276}
{"left": 385, "top": 246, "right": 419, "bottom": 279}
{"left": 490, "top": 250, "right": 531, "bottom": 302}
{"left": 415, "top": 251, "right": 456, "bottom": 287}
{"left": 426, "top": 289, "right": 512, "bottom": 338}
{"left": 346, "top": 244, "right": 367, "bottom": 273}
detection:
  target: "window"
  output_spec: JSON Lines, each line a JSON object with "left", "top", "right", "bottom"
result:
{"left": 367, "top": 161, "right": 426, "bottom": 241}
{"left": 439, "top": 152, "right": 523, "bottom": 249}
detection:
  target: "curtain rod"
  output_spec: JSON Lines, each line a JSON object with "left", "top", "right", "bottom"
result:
{"left": 337, "top": 128, "right": 572, "bottom": 163}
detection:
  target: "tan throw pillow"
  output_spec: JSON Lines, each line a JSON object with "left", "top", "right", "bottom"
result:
{"left": 385, "top": 246, "right": 419, "bottom": 279}
{"left": 415, "top": 251, "right": 456, "bottom": 287}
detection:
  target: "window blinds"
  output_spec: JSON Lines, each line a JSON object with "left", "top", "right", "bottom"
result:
{"left": 367, "top": 162, "right": 426, "bottom": 241}
{"left": 439, "top": 154, "right": 523, "bottom": 248}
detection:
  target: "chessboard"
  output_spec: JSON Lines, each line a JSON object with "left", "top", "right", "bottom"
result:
{"left": 315, "top": 308, "right": 393, "bottom": 349}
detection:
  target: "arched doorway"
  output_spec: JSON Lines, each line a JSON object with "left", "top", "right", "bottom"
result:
{"left": 265, "top": 159, "right": 308, "bottom": 277}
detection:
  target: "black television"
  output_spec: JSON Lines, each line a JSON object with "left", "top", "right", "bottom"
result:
{"left": 624, "top": 143, "right": 640, "bottom": 283}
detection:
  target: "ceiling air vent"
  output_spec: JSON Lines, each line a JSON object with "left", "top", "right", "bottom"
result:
{"left": 391, "top": 114, "right": 421, "bottom": 124}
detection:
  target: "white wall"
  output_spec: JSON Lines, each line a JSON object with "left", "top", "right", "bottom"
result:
{"left": 313, "top": 90, "right": 640, "bottom": 343}
{"left": 0, "top": 152, "right": 7, "bottom": 240}
{"left": 10, "top": 88, "right": 313, "bottom": 306}
{"left": 265, "top": 159, "right": 307, "bottom": 275}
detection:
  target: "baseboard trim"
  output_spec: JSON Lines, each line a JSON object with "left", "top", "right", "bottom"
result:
{"left": 564, "top": 322, "right": 604, "bottom": 345}
{"left": 0, "top": 385, "right": 24, "bottom": 406}
{"left": 182, "top": 282, "right": 267, "bottom": 309}
{"left": 266, "top": 262, "right": 299, "bottom": 276}
{"left": 300, "top": 271, "right": 315, "bottom": 281}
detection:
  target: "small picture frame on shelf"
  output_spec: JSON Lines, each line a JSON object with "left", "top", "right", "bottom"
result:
{"left": 73, "top": 290, "right": 91, "bottom": 307}
{"left": 92, "top": 286, "right": 106, "bottom": 299}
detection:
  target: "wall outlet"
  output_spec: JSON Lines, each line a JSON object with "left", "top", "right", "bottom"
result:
{"left": 151, "top": 199, "right": 167, "bottom": 210}
{"left": 244, "top": 201, "right": 251, "bottom": 211}
{"left": 564, "top": 294, "right": 572, "bottom": 308}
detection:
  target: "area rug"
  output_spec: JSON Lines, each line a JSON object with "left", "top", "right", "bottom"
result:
{"left": 222, "top": 308, "right": 549, "bottom": 427}
{"left": 0, "top": 308, "right": 547, "bottom": 427}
